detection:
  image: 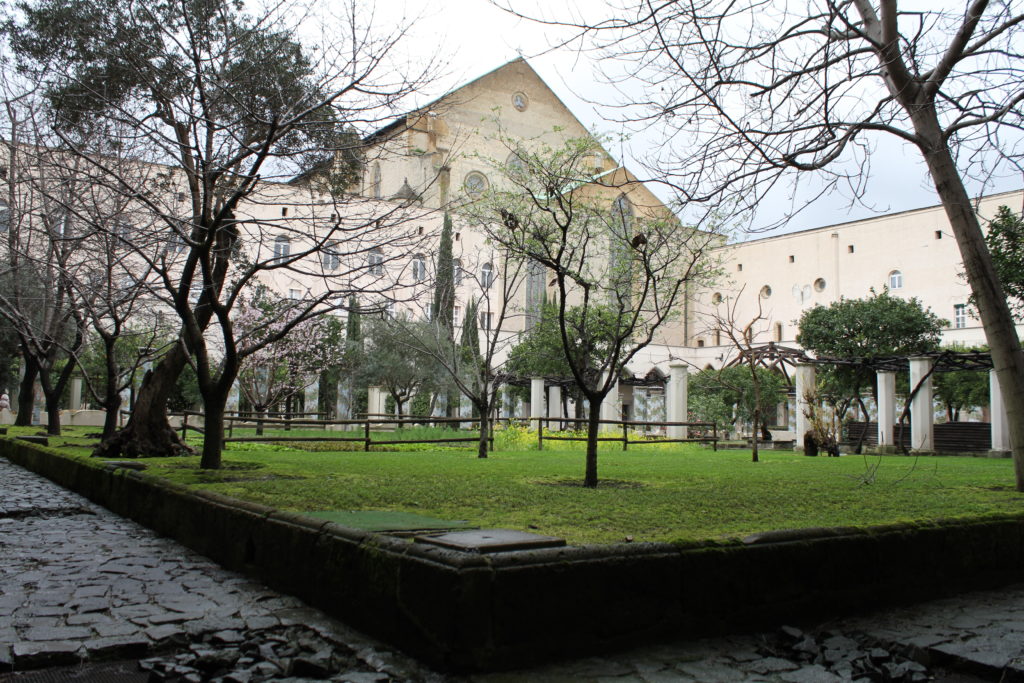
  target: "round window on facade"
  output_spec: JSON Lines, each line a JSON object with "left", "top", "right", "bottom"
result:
{"left": 711, "top": 292, "right": 723, "bottom": 305}
{"left": 512, "top": 91, "right": 529, "bottom": 112}
{"left": 463, "top": 171, "right": 489, "bottom": 197}
{"left": 760, "top": 285, "right": 772, "bottom": 298}
{"left": 814, "top": 278, "right": 826, "bottom": 292}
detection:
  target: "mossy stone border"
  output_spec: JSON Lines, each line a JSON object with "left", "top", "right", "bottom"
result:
{"left": 3, "top": 438, "right": 1023, "bottom": 672}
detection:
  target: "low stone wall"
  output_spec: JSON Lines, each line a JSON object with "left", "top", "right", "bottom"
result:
{"left": 3, "top": 437, "right": 1024, "bottom": 672}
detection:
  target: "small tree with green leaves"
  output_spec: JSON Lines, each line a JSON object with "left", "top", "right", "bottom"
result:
{"left": 797, "top": 290, "right": 946, "bottom": 433}
{"left": 973, "top": 206, "right": 1024, "bottom": 319}
{"left": 466, "top": 134, "right": 721, "bottom": 487}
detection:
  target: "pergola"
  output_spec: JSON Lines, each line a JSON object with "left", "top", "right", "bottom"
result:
{"left": 726, "top": 343, "right": 1006, "bottom": 453}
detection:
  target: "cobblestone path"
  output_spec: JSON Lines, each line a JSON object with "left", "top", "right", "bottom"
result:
{"left": 3, "top": 456, "right": 1023, "bottom": 682}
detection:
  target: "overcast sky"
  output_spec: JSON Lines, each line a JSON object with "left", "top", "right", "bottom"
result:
{"left": 392, "top": 0, "right": 1024, "bottom": 240}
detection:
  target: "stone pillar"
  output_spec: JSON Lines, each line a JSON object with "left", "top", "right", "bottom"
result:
{"left": 336, "top": 380, "right": 350, "bottom": 422}
{"left": 304, "top": 381, "right": 319, "bottom": 419}
{"left": 667, "top": 362, "right": 688, "bottom": 439}
{"left": 600, "top": 372, "right": 619, "bottom": 432}
{"left": 225, "top": 382, "right": 240, "bottom": 415}
{"left": 908, "top": 357, "right": 934, "bottom": 452}
{"left": 877, "top": 370, "right": 896, "bottom": 450}
{"left": 69, "top": 375, "right": 82, "bottom": 411}
{"left": 530, "top": 377, "right": 545, "bottom": 433}
{"left": 367, "top": 386, "right": 386, "bottom": 420}
{"left": 119, "top": 388, "right": 131, "bottom": 427}
{"left": 502, "top": 389, "right": 514, "bottom": 419}
{"left": 547, "top": 384, "right": 562, "bottom": 430}
{"left": 990, "top": 369, "right": 1011, "bottom": 456}
{"left": 794, "top": 364, "right": 816, "bottom": 449}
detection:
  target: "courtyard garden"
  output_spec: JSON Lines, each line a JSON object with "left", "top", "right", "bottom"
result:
{"left": 19, "top": 424, "right": 1024, "bottom": 546}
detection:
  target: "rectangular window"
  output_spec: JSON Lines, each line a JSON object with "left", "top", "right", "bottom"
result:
{"left": 453, "top": 306, "right": 461, "bottom": 326}
{"left": 848, "top": 245, "right": 855, "bottom": 253}
{"left": 273, "top": 236, "right": 290, "bottom": 262}
{"left": 480, "top": 311, "right": 493, "bottom": 330}
{"left": 288, "top": 289, "right": 301, "bottom": 300}
{"left": 954, "top": 304, "right": 967, "bottom": 329}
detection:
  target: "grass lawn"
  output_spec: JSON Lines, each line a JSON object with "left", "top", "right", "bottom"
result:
{"left": 26, "top": 425, "right": 1024, "bottom": 546}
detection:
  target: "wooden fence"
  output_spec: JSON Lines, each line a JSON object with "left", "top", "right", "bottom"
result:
{"left": 538, "top": 417, "right": 718, "bottom": 451}
{"left": 173, "top": 411, "right": 718, "bottom": 453}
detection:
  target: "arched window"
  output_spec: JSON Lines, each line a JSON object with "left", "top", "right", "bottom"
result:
{"left": 480, "top": 262, "right": 494, "bottom": 289}
{"left": 888, "top": 269, "right": 903, "bottom": 289}
{"left": 368, "top": 248, "right": 384, "bottom": 275}
{"left": 411, "top": 253, "right": 426, "bottom": 282}
{"left": 525, "top": 259, "right": 545, "bottom": 329}
{"left": 273, "top": 235, "right": 290, "bottom": 262}
{"left": 612, "top": 194, "right": 634, "bottom": 234}
{"left": 506, "top": 151, "right": 527, "bottom": 177}
{"left": 370, "top": 163, "right": 382, "bottom": 199}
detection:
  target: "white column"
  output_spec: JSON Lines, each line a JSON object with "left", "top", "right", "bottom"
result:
{"left": 667, "top": 363, "right": 689, "bottom": 439}
{"left": 502, "top": 388, "right": 514, "bottom": 419}
{"left": 547, "top": 384, "right": 562, "bottom": 430}
{"left": 877, "top": 371, "right": 896, "bottom": 449}
{"left": 69, "top": 376, "right": 82, "bottom": 411}
{"left": 990, "top": 369, "right": 1011, "bottom": 454}
{"left": 367, "top": 386, "right": 386, "bottom": 419}
{"left": 304, "top": 381, "right": 319, "bottom": 419}
{"left": 336, "top": 380, "right": 350, "bottom": 421}
{"left": 530, "top": 377, "right": 545, "bottom": 432}
{"left": 225, "top": 381, "right": 240, "bottom": 416}
{"left": 794, "top": 364, "right": 816, "bottom": 449}
{"left": 600, "top": 372, "right": 619, "bottom": 432}
{"left": 908, "top": 357, "right": 934, "bottom": 451}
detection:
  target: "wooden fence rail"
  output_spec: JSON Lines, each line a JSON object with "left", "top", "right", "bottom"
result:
{"left": 536, "top": 417, "right": 718, "bottom": 452}
{"left": 169, "top": 411, "right": 717, "bottom": 454}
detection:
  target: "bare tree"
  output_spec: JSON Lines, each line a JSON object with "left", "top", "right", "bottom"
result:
{"left": 467, "top": 134, "right": 720, "bottom": 486}
{"left": 701, "top": 287, "right": 782, "bottom": 462}
{"left": 5, "top": 0, "right": 438, "bottom": 464}
{"left": 0, "top": 92, "right": 87, "bottom": 435}
{"left": 507, "top": 1, "right": 1024, "bottom": 489}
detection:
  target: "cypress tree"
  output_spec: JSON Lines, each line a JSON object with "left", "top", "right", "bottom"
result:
{"left": 433, "top": 213, "right": 459, "bottom": 420}
{"left": 433, "top": 212, "right": 455, "bottom": 334}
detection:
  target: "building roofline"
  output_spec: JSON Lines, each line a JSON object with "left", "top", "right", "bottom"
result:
{"left": 364, "top": 57, "right": 532, "bottom": 144}
{"left": 729, "top": 188, "right": 1024, "bottom": 247}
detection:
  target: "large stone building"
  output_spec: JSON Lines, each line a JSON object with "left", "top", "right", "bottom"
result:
{"left": 683, "top": 189, "right": 1024, "bottom": 371}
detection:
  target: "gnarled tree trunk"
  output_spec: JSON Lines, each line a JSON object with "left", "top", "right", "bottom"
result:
{"left": 93, "top": 343, "right": 191, "bottom": 459}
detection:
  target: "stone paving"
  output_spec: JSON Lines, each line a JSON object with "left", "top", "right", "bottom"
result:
{"left": 3, "top": 455, "right": 1024, "bottom": 682}
{"left": 0, "top": 458, "right": 442, "bottom": 681}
